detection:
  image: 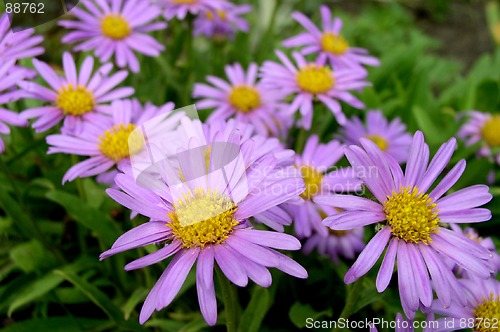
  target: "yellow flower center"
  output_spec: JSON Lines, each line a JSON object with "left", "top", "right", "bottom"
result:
{"left": 473, "top": 294, "right": 500, "bottom": 332}
{"left": 365, "top": 134, "right": 388, "bottom": 151}
{"left": 481, "top": 116, "right": 500, "bottom": 148}
{"left": 321, "top": 33, "right": 349, "bottom": 55}
{"left": 56, "top": 84, "right": 96, "bottom": 116}
{"left": 296, "top": 64, "right": 334, "bottom": 95}
{"left": 228, "top": 85, "right": 261, "bottom": 113}
{"left": 167, "top": 189, "right": 239, "bottom": 248}
{"left": 98, "top": 124, "right": 144, "bottom": 162}
{"left": 101, "top": 14, "right": 131, "bottom": 40}
{"left": 383, "top": 187, "right": 440, "bottom": 244}
{"left": 206, "top": 10, "right": 227, "bottom": 21}
{"left": 173, "top": 0, "right": 197, "bottom": 4}
{"left": 299, "top": 165, "right": 324, "bottom": 200}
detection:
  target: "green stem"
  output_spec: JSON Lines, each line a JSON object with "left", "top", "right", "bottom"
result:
{"left": 216, "top": 266, "right": 239, "bottom": 332}
{"left": 332, "top": 279, "right": 364, "bottom": 332}
{"left": 71, "top": 155, "right": 87, "bottom": 202}
{"left": 295, "top": 128, "right": 309, "bottom": 154}
{"left": 0, "top": 156, "right": 22, "bottom": 202}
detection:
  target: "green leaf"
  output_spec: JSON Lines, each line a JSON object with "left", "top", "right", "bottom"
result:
{"left": 239, "top": 287, "right": 271, "bottom": 332}
{"left": 122, "top": 287, "right": 148, "bottom": 320}
{"left": 46, "top": 190, "right": 119, "bottom": 246}
{"left": 288, "top": 302, "right": 332, "bottom": 329}
{"left": 0, "top": 187, "right": 37, "bottom": 239}
{"left": 10, "top": 240, "right": 58, "bottom": 273}
{"left": 351, "top": 278, "right": 385, "bottom": 314}
{"left": 1, "top": 317, "right": 104, "bottom": 332}
{"left": 474, "top": 79, "right": 500, "bottom": 112}
{"left": 8, "top": 273, "right": 64, "bottom": 316}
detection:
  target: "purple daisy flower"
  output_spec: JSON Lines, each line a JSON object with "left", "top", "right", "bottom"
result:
{"left": 450, "top": 224, "right": 500, "bottom": 278}
{"left": 19, "top": 52, "right": 134, "bottom": 134}
{"left": 429, "top": 278, "right": 500, "bottom": 332}
{"left": 338, "top": 110, "right": 412, "bottom": 163}
{"left": 46, "top": 98, "right": 174, "bottom": 184}
{"left": 282, "top": 6, "right": 379, "bottom": 71}
{"left": 0, "top": 13, "right": 44, "bottom": 62}
{"left": 59, "top": 0, "right": 166, "bottom": 73}
{"left": 193, "top": 3, "right": 251, "bottom": 40}
{"left": 202, "top": 118, "right": 296, "bottom": 231}
{"left": 159, "top": 0, "right": 227, "bottom": 21}
{"left": 457, "top": 111, "right": 500, "bottom": 165}
{"left": 194, "top": 62, "right": 289, "bottom": 137}
{"left": 0, "top": 61, "right": 30, "bottom": 153}
{"left": 314, "top": 131, "right": 494, "bottom": 319}
{"left": 260, "top": 50, "right": 368, "bottom": 129}
{"left": 100, "top": 119, "right": 307, "bottom": 325}
{"left": 285, "top": 135, "right": 362, "bottom": 238}
{"left": 303, "top": 227, "right": 365, "bottom": 264}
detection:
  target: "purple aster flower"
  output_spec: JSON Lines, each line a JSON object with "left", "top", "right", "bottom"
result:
{"left": 46, "top": 98, "right": 174, "bottom": 184}
{"left": 0, "top": 61, "right": 30, "bottom": 153}
{"left": 303, "top": 227, "right": 365, "bottom": 264}
{"left": 450, "top": 224, "right": 500, "bottom": 278}
{"left": 100, "top": 118, "right": 307, "bottom": 325}
{"left": 338, "top": 110, "right": 412, "bottom": 163}
{"left": 59, "top": 0, "right": 166, "bottom": 73}
{"left": 159, "top": 0, "right": 227, "bottom": 21}
{"left": 193, "top": 3, "right": 251, "bottom": 40}
{"left": 0, "top": 13, "right": 44, "bottom": 62}
{"left": 19, "top": 52, "right": 134, "bottom": 134}
{"left": 370, "top": 313, "right": 435, "bottom": 332}
{"left": 260, "top": 50, "right": 368, "bottom": 129}
{"left": 194, "top": 62, "right": 289, "bottom": 137}
{"left": 282, "top": 6, "right": 379, "bottom": 71}
{"left": 429, "top": 278, "right": 500, "bottom": 332}
{"left": 285, "top": 135, "right": 362, "bottom": 238}
{"left": 314, "top": 131, "right": 494, "bottom": 319}
{"left": 458, "top": 111, "right": 500, "bottom": 165}
{"left": 202, "top": 118, "right": 296, "bottom": 232}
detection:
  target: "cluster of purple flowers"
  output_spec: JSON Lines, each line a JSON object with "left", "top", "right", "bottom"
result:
{"left": 1, "top": 1, "right": 499, "bottom": 329}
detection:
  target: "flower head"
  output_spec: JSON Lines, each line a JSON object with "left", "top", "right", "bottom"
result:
{"left": 100, "top": 116, "right": 307, "bottom": 325}
{"left": 194, "top": 62, "right": 290, "bottom": 137}
{"left": 285, "top": 135, "right": 362, "bottom": 238}
{"left": 0, "top": 61, "right": 30, "bottom": 153}
{"left": 20, "top": 52, "right": 134, "bottom": 133}
{"left": 458, "top": 111, "right": 500, "bottom": 165}
{"left": 338, "top": 110, "right": 412, "bottom": 163}
{"left": 194, "top": 3, "right": 251, "bottom": 40}
{"left": 59, "top": 0, "right": 166, "bottom": 73}
{"left": 282, "top": 6, "right": 379, "bottom": 71}
{"left": 160, "top": 0, "right": 227, "bottom": 20}
{"left": 315, "top": 131, "right": 494, "bottom": 318}
{"left": 303, "top": 227, "right": 365, "bottom": 264}
{"left": 0, "top": 13, "right": 44, "bottom": 62}
{"left": 260, "top": 50, "right": 367, "bottom": 129}
{"left": 46, "top": 99, "right": 174, "bottom": 184}
{"left": 430, "top": 278, "right": 500, "bottom": 332}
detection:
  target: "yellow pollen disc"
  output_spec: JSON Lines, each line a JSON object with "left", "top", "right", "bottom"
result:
{"left": 296, "top": 64, "right": 334, "bottom": 95}
{"left": 228, "top": 85, "right": 261, "bottom": 113}
{"left": 365, "top": 134, "right": 389, "bottom": 151}
{"left": 167, "top": 189, "right": 239, "bottom": 248}
{"left": 481, "top": 115, "right": 500, "bottom": 148}
{"left": 299, "top": 165, "right": 324, "bottom": 200}
{"left": 98, "top": 124, "right": 144, "bottom": 162}
{"left": 473, "top": 293, "right": 500, "bottom": 332}
{"left": 173, "top": 0, "right": 197, "bottom": 4}
{"left": 56, "top": 84, "right": 95, "bottom": 116}
{"left": 321, "top": 33, "right": 349, "bottom": 55}
{"left": 329, "top": 229, "right": 349, "bottom": 236}
{"left": 383, "top": 186, "right": 439, "bottom": 244}
{"left": 206, "top": 10, "right": 227, "bottom": 21}
{"left": 101, "top": 14, "right": 131, "bottom": 40}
